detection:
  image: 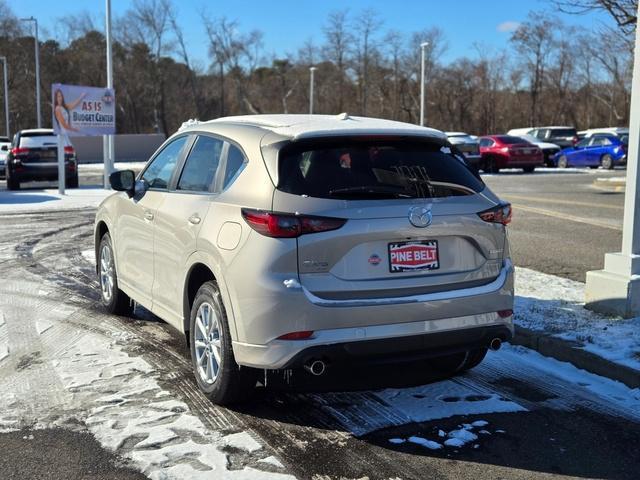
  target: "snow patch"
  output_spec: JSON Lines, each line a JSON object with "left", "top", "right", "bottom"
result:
{"left": 515, "top": 266, "right": 640, "bottom": 371}
{"left": 35, "top": 319, "right": 54, "bottom": 335}
{"left": 0, "top": 342, "right": 8, "bottom": 362}
{"left": 0, "top": 188, "right": 114, "bottom": 213}
{"left": 444, "top": 428, "right": 478, "bottom": 448}
{"left": 258, "top": 456, "right": 285, "bottom": 468}
{"left": 81, "top": 249, "right": 96, "bottom": 264}
{"left": 408, "top": 436, "right": 442, "bottom": 450}
{"left": 222, "top": 431, "right": 263, "bottom": 453}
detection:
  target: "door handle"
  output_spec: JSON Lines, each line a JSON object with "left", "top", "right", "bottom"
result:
{"left": 144, "top": 211, "right": 154, "bottom": 221}
{"left": 188, "top": 214, "right": 201, "bottom": 225}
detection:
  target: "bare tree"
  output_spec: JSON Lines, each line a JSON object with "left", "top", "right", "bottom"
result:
{"left": 322, "top": 10, "right": 353, "bottom": 112}
{"left": 353, "top": 9, "right": 383, "bottom": 115}
{"left": 552, "top": 0, "right": 637, "bottom": 34}
{"left": 168, "top": 7, "right": 202, "bottom": 118}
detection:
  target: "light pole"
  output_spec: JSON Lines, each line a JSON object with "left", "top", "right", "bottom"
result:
{"left": 103, "top": 0, "right": 115, "bottom": 188}
{"left": 309, "top": 66, "right": 316, "bottom": 114}
{"left": 20, "top": 17, "right": 41, "bottom": 129}
{"left": 585, "top": 1, "right": 640, "bottom": 317}
{"left": 0, "top": 57, "right": 9, "bottom": 138}
{"left": 420, "top": 42, "right": 429, "bottom": 127}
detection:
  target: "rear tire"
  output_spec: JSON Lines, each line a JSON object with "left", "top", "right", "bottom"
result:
{"left": 557, "top": 155, "right": 568, "bottom": 169}
{"left": 523, "top": 166, "right": 535, "bottom": 173}
{"left": 430, "top": 347, "right": 488, "bottom": 375}
{"left": 6, "top": 175, "right": 19, "bottom": 190}
{"left": 483, "top": 158, "right": 499, "bottom": 174}
{"left": 600, "top": 154, "right": 614, "bottom": 170}
{"left": 67, "top": 173, "right": 79, "bottom": 188}
{"left": 98, "top": 233, "right": 133, "bottom": 316}
{"left": 189, "top": 281, "right": 257, "bottom": 405}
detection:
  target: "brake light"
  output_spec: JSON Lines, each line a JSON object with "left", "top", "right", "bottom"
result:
{"left": 64, "top": 146, "right": 75, "bottom": 155}
{"left": 572, "top": 136, "right": 578, "bottom": 145}
{"left": 11, "top": 147, "right": 29, "bottom": 156}
{"left": 241, "top": 209, "right": 347, "bottom": 238}
{"left": 277, "top": 331, "right": 314, "bottom": 340}
{"left": 498, "top": 309, "right": 513, "bottom": 318}
{"left": 478, "top": 203, "right": 512, "bottom": 225}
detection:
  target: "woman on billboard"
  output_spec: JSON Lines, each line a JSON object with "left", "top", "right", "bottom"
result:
{"left": 53, "top": 88, "right": 86, "bottom": 133}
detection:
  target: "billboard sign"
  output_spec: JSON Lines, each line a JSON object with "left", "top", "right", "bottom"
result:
{"left": 52, "top": 83, "right": 115, "bottom": 137}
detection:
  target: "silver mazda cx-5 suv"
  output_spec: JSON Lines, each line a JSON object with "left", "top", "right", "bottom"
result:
{"left": 95, "top": 114, "right": 514, "bottom": 404}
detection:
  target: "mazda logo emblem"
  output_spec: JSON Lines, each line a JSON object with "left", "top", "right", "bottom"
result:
{"left": 408, "top": 206, "right": 432, "bottom": 228}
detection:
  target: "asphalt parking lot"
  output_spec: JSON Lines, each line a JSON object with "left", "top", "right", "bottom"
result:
{"left": 0, "top": 166, "right": 637, "bottom": 479}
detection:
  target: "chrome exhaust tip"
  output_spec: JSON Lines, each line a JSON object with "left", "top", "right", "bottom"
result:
{"left": 489, "top": 338, "right": 502, "bottom": 351}
{"left": 304, "top": 360, "right": 326, "bottom": 376}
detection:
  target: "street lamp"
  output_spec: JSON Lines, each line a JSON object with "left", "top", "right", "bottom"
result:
{"left": 20, "top": 17, "right": 41, "bottom": 129}
{"left": 0, "top": 57, "right": 9, "bottom": 138}
{"left": 103, "top": 0, "right": 115, "bottom": 188}
{"left": 309, "top": 66, "right": 317, "bottom": 114}
{"left": 420, "top": 42, "right": 429, "bottom": 127}
{"left": 585, "top": 1, "right": 640, "bottom": 317}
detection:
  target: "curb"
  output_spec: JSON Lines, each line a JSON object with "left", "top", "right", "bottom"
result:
{"left": 512, "top": 326, "right": 640, "bottom": 389}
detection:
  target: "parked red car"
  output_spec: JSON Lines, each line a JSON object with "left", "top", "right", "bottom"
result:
{"left": 478, "top": 135, "right": 544, "bottom": 173}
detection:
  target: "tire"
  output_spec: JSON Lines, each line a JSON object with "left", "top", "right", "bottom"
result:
{"left": 600, "top": 154, "right": 614, "bottom": 170}
{"left": 98, "top": 233, "right": 133, "bottom": 316}
{"left": 67, "top": 173, "right": 79, "bottom": 188}
{"left": 6, "top": 175, "right": 19, "bottom": 190}
{"left": 483, "top": 158, "right": 499, "bottom": 174}
{"left": 557, "top": 155, "right": 568, "bottom": 169}
{"left": 189, "top": 281, "right": 257, "bottom": 405}
{"left": 430, "top": 347, "right": 488, "bottom": 375}
{"left": 523, "top": 166, "right": 535, "bottom": 173}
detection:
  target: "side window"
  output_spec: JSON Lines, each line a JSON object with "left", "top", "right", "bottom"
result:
{"left": 479, "top": 138, "right": 490, "bottom": 147}
{"left": 142, "top": 137, "right": 188, "bottom": 189}
{"left": 177, "top": 136, "right": 224, "bottom": 192}
{"left": 223, "top": 144, "right": 247, "bottom": 189}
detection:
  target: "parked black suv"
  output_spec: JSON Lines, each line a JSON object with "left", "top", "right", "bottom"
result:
{"left": 5, "top": 129, "right": 78, "bottom": 190}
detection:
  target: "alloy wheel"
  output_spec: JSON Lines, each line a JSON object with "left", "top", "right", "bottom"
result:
{"left": 194, "top": 302, "right": 222, "bottom": 384}
{"left": 100, "top": 244, "right": 114, "bottom": 302}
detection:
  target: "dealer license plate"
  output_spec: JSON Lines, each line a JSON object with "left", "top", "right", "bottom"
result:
{"left": 388, "top": 240, "right": 439, "bottom": 273}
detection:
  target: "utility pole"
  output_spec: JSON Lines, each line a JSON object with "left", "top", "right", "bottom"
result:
{"left": 420, "top": 42, "right": 429, "bottom": 127}
{"left": 585, "top": 1, "right": 640, "bottom": 317}
{"left": 309, "top": 67, "right": 316, "bottom": 114}
{"left": 20, "top": 17, "right": 41, "bottom": 128}
{"left": 104, "top": 0, "right": 115, "bottom": 189}
{"left": 0, "top": 57, "right": 9, "bottom": 137}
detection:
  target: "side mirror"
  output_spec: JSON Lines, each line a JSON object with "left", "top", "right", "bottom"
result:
{"left": 110, "top": 170, "right": 135, "bottom": 196}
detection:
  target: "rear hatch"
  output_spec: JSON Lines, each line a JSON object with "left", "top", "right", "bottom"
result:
{"left": 18, "top": 132, "right": 62, "bottom": 164}
{"left": 507, "top": 143, "right": 541, "bottom": 164}
{"left": 271, "top": 136, "right": 508, "bottom": 300}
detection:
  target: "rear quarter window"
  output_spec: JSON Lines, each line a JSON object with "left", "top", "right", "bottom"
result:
{"left": 277, "top": 138, "right": 485, "bottom": 200}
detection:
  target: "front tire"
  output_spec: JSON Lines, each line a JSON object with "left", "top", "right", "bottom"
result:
{"left": 557, "top": 155, "right": 568, "bottom": 169}
{"left": 98, "top": 233, "right": 133, "bottom": 316}
{"left": 190, "top": 281, "right": 257, "bottom": 405}
{"left": 483, "top": 157, "right": 499, "bottom": 174}
{"left": 67, "top": 173, "right": 79, "bottom": 188}
{"left": 523, "top": 166, "right": 535, "bottom": 173}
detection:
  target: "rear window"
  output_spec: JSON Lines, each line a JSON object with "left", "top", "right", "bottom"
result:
{"left": 550, "top": 128, "right": 577, "bottom": 137}
{"left": 495, "top": 136, "right": 525, "bottom": 144}
{"left": 19, "top": 132, "right": 58, "bottom": 148}
{"left": 277, "top": 138, "right": 485, "bottom": 200}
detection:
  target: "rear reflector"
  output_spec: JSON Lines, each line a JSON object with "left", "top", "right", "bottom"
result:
{"left": 478, "top": 203, "right": 512, "bottom": 226}
{"left": 277, "top": 331, "right": 314, "bottom": 340}
{"left": 497, "top": 309, "right": 513, "bottom": 318}
{"left": 241, "top": 209, "right": 346, "bottom": 238}
{"left": 64, "top": 146, "right": 75, "bottom": 154}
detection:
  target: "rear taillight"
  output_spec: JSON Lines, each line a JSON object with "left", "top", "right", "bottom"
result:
{"left": 498, "top": 309, "right": 513, "bottom": 318}
{"left": 11, "top": 147, "right": 29, "bottom": 156}
{"left": 478, "top": 203, "right": 512, "bottom": 226}
{"left": 572, "top": 136, "right": 578, "bottom": 145}
{"left": 241, "top": 209, "right": 347, "bottom": 238}
{"left": 64, "top": 146, "right": 75, "bottom": 155}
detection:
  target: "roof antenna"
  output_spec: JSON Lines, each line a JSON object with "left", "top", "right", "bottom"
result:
{"left": 335, "top": 112, "right": 350, "bottom": 121}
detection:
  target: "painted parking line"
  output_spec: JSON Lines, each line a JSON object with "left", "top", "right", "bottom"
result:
{"left": 511, "top": 204, "right": 622, "bottom": 231}
{"left": 503, "top": 194, "right": 624, "bottom": 211}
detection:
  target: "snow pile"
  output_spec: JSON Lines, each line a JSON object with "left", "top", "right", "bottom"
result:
{"left": 78, "top": 162, "right": 147, "bottom": 173}
{"left": 515, "top": 267, "right": 640, "bottom": 371}
{"left": 0, "top": 187, "right": 115, "bottom": 213}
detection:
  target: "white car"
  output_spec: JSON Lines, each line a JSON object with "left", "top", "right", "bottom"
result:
{"left": 579, "top": 127, "right": 628, "bottom": 139}
{"left": 507, "top": 130, "right": 560, "bottom": 167}
{"left": 0, "top": 136, "right": 10, "bottom": 179}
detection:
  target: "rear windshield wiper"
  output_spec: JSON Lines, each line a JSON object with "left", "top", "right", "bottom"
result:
{"left": 328, "top": 185, "right": 413, "bottom": 198}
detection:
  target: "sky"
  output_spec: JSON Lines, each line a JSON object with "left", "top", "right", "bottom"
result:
{"left": 9, "top": 0, "right": 614, "bottom": 68}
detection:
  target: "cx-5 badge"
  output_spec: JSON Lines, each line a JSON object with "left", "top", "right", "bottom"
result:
{"left": 408, "top": 206, "right": 432, "bottom": 228}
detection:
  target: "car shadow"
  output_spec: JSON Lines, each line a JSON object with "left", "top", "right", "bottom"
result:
{"left": 0, "top": 192, "right": 60, "bottom": 204}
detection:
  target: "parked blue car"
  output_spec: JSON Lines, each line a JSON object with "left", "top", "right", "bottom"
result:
{"left": 553, "top": 133, "right": 627, "bottom": 169}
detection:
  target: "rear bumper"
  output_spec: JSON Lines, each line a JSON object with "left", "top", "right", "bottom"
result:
{"left": 9, "top": 163, "right": 76, "bottom": 181}
{"left": 231, "top": 260, "right": 515, "bottom": 369}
